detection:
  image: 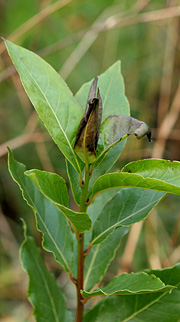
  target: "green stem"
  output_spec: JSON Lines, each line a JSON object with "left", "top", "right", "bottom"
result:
{"left": 76, "top": 168, "right": 90, "bottom": 322}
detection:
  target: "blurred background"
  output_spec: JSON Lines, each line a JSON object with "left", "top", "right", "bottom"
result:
{"left": 0, "top": 0, "right": 180, "bottom": 320}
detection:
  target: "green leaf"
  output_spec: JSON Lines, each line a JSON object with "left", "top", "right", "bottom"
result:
{"left": 91, "top": 189, "right": 165, "bottom": 245}
{"left": 76, "top": 61, "right": 130, "bottom": 121}
{"left": 21, "top": 233, "right": 73, "bottom": 322}
{"left": 87, "top": 189, "right": 121, "bottom": 224}
{"left": 94, "top": 115, "right": 151, "bottom": 168}
{"left": 25, "top": 169, "right": 69, "bottom": 206}
{"left": 93, "top": 159, "right": 180, "bottom": 197}
{"left": 84, "top": 190, "right": 128, "bottom": 291}
{"left": 88, "top": 144, "right": 126, "bottom": 197}
{"left": 84, "top": 228, "right": 128, "bottom": 291}
{"left": 84, "top": 264, "right": 180, "bottom": 322}
{"left": 4, "top": 39, "right": 83, "bottom": 173}
{"left": 122, "top": 159, "right": 180, "bottom": 177}
{"left": 8, "top": 149, "right": 74, "bottom": 273}
{"left": 26, "top": 169, "right": 92, "bottom": 233}
{"left": 83, "top": 186, "right": 170, "bottom": 291}
{"left": 82, "top": 272, "right": 173, "bottom": 298}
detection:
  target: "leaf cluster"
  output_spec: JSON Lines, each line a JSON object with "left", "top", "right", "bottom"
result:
{"left": 5, "top": 40, "right": 180, "bottom": 321}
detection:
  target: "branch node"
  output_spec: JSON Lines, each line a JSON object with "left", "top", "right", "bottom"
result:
{"left": 69, "top": 273, "right": 77, "bottom": 285}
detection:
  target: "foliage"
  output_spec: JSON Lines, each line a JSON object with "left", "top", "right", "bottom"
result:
{"left": 5, "top": 39, "right": 180, "bottom": 322}
{"left": 83, "top": 265, "right": 180, "bottom": 322}
{"left": 21, "top": 220, "right": 73, "bottom": 322}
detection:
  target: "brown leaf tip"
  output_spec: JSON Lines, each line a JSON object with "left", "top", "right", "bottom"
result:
{"left": 147, "top": 130, "right": 152, "bottom": 142}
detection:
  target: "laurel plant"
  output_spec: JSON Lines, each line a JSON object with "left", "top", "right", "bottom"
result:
{"left": 4, "top": 39, "right": 180, "bottom": 322}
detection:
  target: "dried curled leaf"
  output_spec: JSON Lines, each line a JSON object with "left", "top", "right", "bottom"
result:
{"left": 74, "top": 77, "right": 102, "bottom": 164}
{"left": 99, "top": 115, "right": 151, "bottom": 148}
{"left": 96, "top": 114, "right": 151, "bottom": 158}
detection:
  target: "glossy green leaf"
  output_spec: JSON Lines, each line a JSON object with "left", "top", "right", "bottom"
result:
{"left": 4, "top": 39, "right": 83, "bottom": 173}
{"left": 82, "top": 272, "right": 173, "bottom": 298}
{"left": 21, "top": 233, "right": 73, "bottom": 322}
{"left": 25, "top": 169, "right": 92, "bottom": 233}
{"left": 84, "top": 264, "right": 180, "bottom": 322}
{"left": 91, "top": 189, "right": 165, "bottom": 245}
{"left": 8, "top": 149, "right": 74, "bottom": 272}
{"left": 25, "top": 169, "right": 69, "bottom": 206}
{"left": 93, "top": 159, "right": 180, "bottom": 197}
{"left": 76, "top": 61, "right": 130, "bottom": 121}
{"left": 122, "top": 159, "right": 180, "bottom": 177}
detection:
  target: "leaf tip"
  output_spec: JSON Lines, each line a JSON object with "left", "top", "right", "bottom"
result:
{"left": 7, "top": 147, "right": 13, "bottom": 169}
{"left": 7, "top": 146, "right": 11, "bottom": 155}
{"left": 2, "top": 38, "right": 11, "bottom": 50}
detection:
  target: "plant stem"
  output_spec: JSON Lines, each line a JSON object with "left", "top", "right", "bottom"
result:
{"left": 76, "top": 232, "right": 84, "bottom": 322}
{"left": 76, "top": 168, "right": 90, "bottom": 322}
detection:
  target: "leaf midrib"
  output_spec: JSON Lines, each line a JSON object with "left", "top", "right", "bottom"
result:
{"left": 93, "top": 172, "right": 180, "bottom": 196}
{"left": 12, "top": 47, "right": 81, "bottom": 173}
{"left": 91, "top": 198, "right": 159, "bottom": 245}
{"left": 121, "top": 282, "right": 180, "bottom": 322}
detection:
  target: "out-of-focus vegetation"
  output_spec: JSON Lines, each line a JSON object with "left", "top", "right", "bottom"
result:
{"left": 0, "top": 0, "right": 180, "bottom": 321}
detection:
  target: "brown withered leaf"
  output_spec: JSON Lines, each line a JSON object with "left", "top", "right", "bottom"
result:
{"left": 74, "top": 77, "right": 102, "bottom": 164}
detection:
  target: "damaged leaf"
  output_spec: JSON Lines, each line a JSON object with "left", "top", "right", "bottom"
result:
{"left": 94, "top": 114, "right": 151, "bottom": 167}
{"left": 74, "top": 77, "right": 102, "bottom": 164}
{"left": 74, "top": 76, "right": 150, "bottom": 167}
{"left": 99, "top": 114, "right": 151, "bottom": 147}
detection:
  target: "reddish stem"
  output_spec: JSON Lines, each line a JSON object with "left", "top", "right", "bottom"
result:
{"left": 76, "top": 233, "right": 84, "bottom": 322}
